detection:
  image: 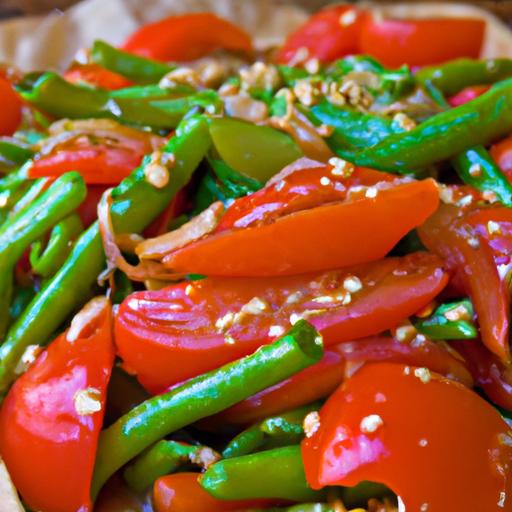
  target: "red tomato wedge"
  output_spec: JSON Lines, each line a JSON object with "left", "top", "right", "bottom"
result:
{"left": 302, "top": 363, "right": 512, "bottom": 512}
{"left": 453, "top": 340, "right": 512, "bottom": 412}
{"left": 276, "top": 5, "right": 367, "bottom": 64}
{"left": 0, "top": 297, "right": 114, "bottom": 512}
{"left": 64, "top": 63, "right": 131, "bottom": 90}
{"left": 0, "top": 77, "right": 22, "bottom": 136}
{"left": 122, "top": 13, "right": 253, "bottom": 62}
{"left": 115, "top": 252, "right": 448, "bottom": 393}
{"left": 418, "top": 204, "right": 511, "bottom": 363}
{"left": 491, "top": 135, "right": 512, "bottom": 180}
{"left": 161, "top": 172, "right": 439, "bottom": 277}
{"left": 211, "top": 335, "right": 472, "bottom": 427}
{"left": 359, "top": 17, "right": 485, "bottom": 68}
{"left": 153, "top": 473, "right": 272, "bottom": 512}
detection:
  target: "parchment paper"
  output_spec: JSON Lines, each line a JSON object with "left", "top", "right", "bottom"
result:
{"left": 0, "top": 0, "right": 512, "bottom": 71}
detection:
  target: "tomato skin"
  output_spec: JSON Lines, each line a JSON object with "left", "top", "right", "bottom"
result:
{"left": 28, "top": 146, "right": 144, "bottom": 185}
{"left": 164, "top": 176, "right": 440, "bottom": 277}
{"left": 418, "top": 204, "right": 511, "bottom": 363}
{"left": 210, "top": 335, "right": 471, "bottom": 427}
{"left": 115, "top": 252, "right": 448, "bottom": 393}
{"left": 302, "top": 363, "right": 512, "bottom": 511}
{"left": 0, "top": 298, "right": 114, "bottom": 512}
{"left": 276, "top": 5, "right": 366, "bottom": 64}
{"left": 122, "top": 13, "right": 253, "bottom": 62}
{"left": 491, "top": 135, "right": 512, "bottom": 180}
{"left": 360, "top": 17, "right": 485, "bottom": 68}
{"left": 0, "top": 77, "right": 22, "bottom": 136}
{"left": 153, "top": 473, "right": 272, "bottom": 512}
{"left": 64, "top": 63, "right": 131, "bottom": 90}
{"left": 448, "top": 85, "right": 490, "bottom": 107}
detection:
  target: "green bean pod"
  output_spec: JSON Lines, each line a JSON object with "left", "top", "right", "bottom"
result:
{"left": 452, "top": 145, "right": 512, "bottom": 207}
{"left": 91, "top": 321, "right": 323, "bottom": 497}
{"left": 91, "top": 40, "right": 174, "bottom": 83}
{"left": 337, "top": 78, "right": 512, "bottom": 172}
{"left": 200, "top": 445, "right": 326, "bottom": 502}
{"left": 29, "top": 213, "right": 83, "bottom": 277}
{"left": 0, "top": 115, "right": 211, "bottom": 394}
{"left": 124, "top": 440, "right": 220, "bottom": 492}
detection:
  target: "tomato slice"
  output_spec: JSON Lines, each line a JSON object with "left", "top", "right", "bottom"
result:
{"left": 302, "top": 363, "right": 512, "bottom": 511}
{"left": 360, "top": 17, "right": 485, "bottom": 68}
{"left": 0, "top": 77, "right": 22, "bottom": 136}
{"left": 64, "top": 63, "right": 131, "bottom": 90}
{"left": 115, "top": 252, "right": 448, "bottom": 393}
{"left": 276, "top": 5, "right": 366, "bottom": 64}
{"left": 448, "top": 85, "right": 490, "bottom": 107}
{"left": 153, "top": 473, "right": 272, "bottom": 512}
{"left": 491, "top": 135, "right": 512, "bottom": 181}
{"left": 211, "top": 335, "right": 471, "bottom": 427}
{"left": 0, "top": 297, "right": 114, "bottom": 512}
{"left": 162, "top": 170, "right": 439, "bottom": 277}
{"left": 122, "top": 13, "right": 253, "bottom": 62}
{"left": 418, "top": 204, "right": 511, "bottom": 363}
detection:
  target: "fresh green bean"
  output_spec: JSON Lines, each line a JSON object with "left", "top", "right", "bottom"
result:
{"left": 91, "top": 320, "right": 323, "bottom": 498}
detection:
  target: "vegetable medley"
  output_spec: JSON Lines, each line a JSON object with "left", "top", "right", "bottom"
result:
{"left": 2, "top": 4, "right": 512, "bottom": 512}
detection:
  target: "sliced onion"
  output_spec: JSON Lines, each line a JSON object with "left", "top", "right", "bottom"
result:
{"left": 136, "top": 201, "right": 225, "bottom": 260}
{"left": 97, "top": 189, "right": 182, "bottom": 284}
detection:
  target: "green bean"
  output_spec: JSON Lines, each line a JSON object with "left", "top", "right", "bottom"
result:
{"left": 29, "top": 213, "right": 83, "bottom": 277}
{"left": 124, "top": 440, "right": 220, "bottom": 492}
{"left": 200, "top": 445, "right": 326, "bottom": 502}
{"left": 91, "top": 320, "right": 323, "bottom": 498}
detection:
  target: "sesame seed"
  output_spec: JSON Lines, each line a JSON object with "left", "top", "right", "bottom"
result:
{"left": 394, "top": 324, "right": 417, "bottom": 343}
{"left": 314, "top": 334, "right": 323, "bottom": 346}
{"left": 341, "top": 292, "right": 352, "bottom": 305}
{"left": 343, "top": 275, "right": 362, "bottom": 293}
{"left": 419, "top": 438, "right": 429, "bottom": 447}
{"left": 439, "top": 186, "right": 455, "bottom": 204}
{"left": 393, "top": 112, "right": 416, "bottom": 131}
{"left": 268, "top": 325, "right": 285, "bottom": 337}
{"left": 467, "top": 236, "right": 480, "bottom": 249}
{"left": 498, "top": 432, "right": 512, "bottom": 447}
{"left": 365, "top": 187, "right": 378, "bottom": 198}
{"left": 498, "top": 491, "right": 506, "bottom": 508}
{"left": 303, "top": 411, "right": 321, "bottom": 438}
{"left": 290, "top": 313, "right": 303, "bottom": 325}
{"left": 456, "top": 194, "right": 473, "bottom": 207}
{"left": 328, "top": 157, "right": 355, "bottom": 177}
{"left": 320, "top": 176, "right": 332, "bottom": 186}
{"left": 215, "top": 312, "right": 234, "bottom": 331}
{"left": 313, "top": 295, "right": 335, "bottom": 304}
{"left": 317, "top": 124, "right": 334, "bottom": 137}
{"left": 411, "top": 334, "right": 427, "bottom": 347}
{"left": 189, "top": 447, "right": 219, "bottom": 468}
{"left": 487, "top": 220, "right": 502, "bottom": 235}
{"left": 444, "top": 304, "right": 470, "bottom": 322}
{"left": 73, "top": 387, "right": 102, "bottom": 415}
{"left": 285, "top": 292, "right": 302, "bottom": 304}
{"left": 420, "top": 503, "right": 429, "bottom": 511}
{"left": 241, "top": 297, "right": 269, "bottom": 315}
{"left": 360, "top": 414, "right": 383, "bottom": 434}
{"left": 404, "top": 366, "right": 411, "bottom": 375}
{"left": 482, "top": 190, "right": 498, "bottom": 203}
{"left": 224, "top": 334, "right": 236, "bottom": 345}
{"left": 185, "top": 284, "right": 193, "bottom": 296}
{"left": 468, "top": 163, "right": 482, "bottom": 177}
{"left": 304, "top": 58, "right": 320, "bottom": 74}
{"left": 144, "top": 163, "right": 169, "bottom": 189}
{"left": 414, "top": 367, "right": 431, "bottom": 384}
{"left": 339, "top": 9, "right": 357, "bottom": 26}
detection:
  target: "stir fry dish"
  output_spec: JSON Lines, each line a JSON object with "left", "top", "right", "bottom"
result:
{"left": 2, "top": 4, "right": 512, "bottom": 511}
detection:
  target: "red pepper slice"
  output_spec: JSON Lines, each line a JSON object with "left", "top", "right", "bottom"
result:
{"left": 276, "top": 5, "right": 367, "bottom": 64}
{"left": 302, "top": 363, "right": 512, "bottom": 511}
{"left": 0, "top": 297, "right": 114, "bottom": 512}
{"left": 0, "top": 77, "right": 22, "bottom": 136}
{"left": 359, "top": 17, "right": 485, "bottom": 68}
{"left": 418, "top": 204, "right": 511, "bottom": 363}
{"left": 491, "top": 135, "right": 512, "bottom": 181}
{"left": 115, "top": 252, "right": 448, "bottom": 393}
{"left": 453, "top": 340, "right": 512, "bottom": 412}
{"left": 122, "top": 13, "right": 253, "bottom": 62}
{"left": 448, "top": 85, "right": 490, "bottom": 107}
{"left": 211, "top": 335, "right": 471, "bottom": 426}
{"left": 162, "top": 173, "right": 439, "bottom": 277}
{"left": 153, "top": 473, "right": 273, "bottom": 512}
{"left": 64, "top": 63, "right": 132, "bottom": 90}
